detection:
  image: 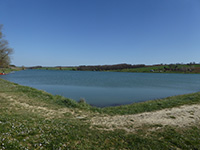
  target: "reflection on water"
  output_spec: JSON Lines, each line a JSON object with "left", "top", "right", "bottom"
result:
{"left": 1, "top": 70, "right": 200, "bottom": 107}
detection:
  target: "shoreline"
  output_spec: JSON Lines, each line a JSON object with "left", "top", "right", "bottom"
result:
{"left": 2, "top": 70, "right": 200, "bottom": 109}
{"left": 30, "top": 63, "right": 200, "bottom": 74}
{"left": 35, "top": 67, "right": 200, "bottom": 74}
{"left": 1, "top": 77, "right": 200, "bottom": 149}
{"left": 1, "top": 77, "right": 200, "bottom": 114}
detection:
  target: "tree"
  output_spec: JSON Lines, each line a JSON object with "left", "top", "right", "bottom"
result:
{"left": 0, "top": 25, "right": 13, "bottom": 68}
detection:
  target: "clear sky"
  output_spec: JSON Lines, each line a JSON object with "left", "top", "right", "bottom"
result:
{"left": 0, "top": 0, "right": 200, "bottom": 66}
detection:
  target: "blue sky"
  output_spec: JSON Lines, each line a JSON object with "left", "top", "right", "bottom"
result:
{"left": 0, "top": 0, "right": 200, "bottom": 66}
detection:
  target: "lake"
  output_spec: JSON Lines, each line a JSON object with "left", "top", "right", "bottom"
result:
{"left": 1, "top": 70, "right": 200, "bottom": 107}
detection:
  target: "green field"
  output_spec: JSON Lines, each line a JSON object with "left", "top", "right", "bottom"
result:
{"left": 113, "top": 64, "right": 200, "bottom": 74}
{"left": 0, "top": 77, "right": 200, "bottom": 149}
{"left": 32, "top": 63, "right": 200, "bottom": 74}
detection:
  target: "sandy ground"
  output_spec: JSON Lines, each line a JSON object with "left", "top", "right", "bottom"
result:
{"left": 91, "top": 104, "right": 200, "bottom": 132}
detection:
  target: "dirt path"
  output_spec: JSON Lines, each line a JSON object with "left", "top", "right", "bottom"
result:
{"left": 91, "top": 104, "right": 200, "bottom": 132}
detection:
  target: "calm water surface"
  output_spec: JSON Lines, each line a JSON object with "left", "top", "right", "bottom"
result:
{"left": 2, "top": 70, "right": 200, "bottom": 107}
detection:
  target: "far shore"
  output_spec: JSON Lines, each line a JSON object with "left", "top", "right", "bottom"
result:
{"left": 2, "top": 63, "right": 200, "bottom": 75}
{"left": 25, "top": 63, "right": 200, "bottom": 74}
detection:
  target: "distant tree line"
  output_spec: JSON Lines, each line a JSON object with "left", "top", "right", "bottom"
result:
{"left": 26, "top": 62, "right": 200, "bottom": 73}
{"left": 0, "top": 25, "right": 13, "bottom": 68}
{"left": 28, "top": 66, "right": 43, "bottom": 69}
{"left": 77, "top": 64, "right": 145, "bottom": 71}
{"left": 164, "top": 64, "right": 195, "bottom": 72}
{"left": 151, "top": 63, "right": 199, "bottom": 73}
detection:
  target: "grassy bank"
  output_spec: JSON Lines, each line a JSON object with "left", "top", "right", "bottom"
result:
{"left": 102, "top": 92, "right": 200, "bottom": 115}
{"left": 0, "top": 67, "right": 22, "bottom": 74}
{"left": 0, "top": 78, "right": 200, "bottom": 149}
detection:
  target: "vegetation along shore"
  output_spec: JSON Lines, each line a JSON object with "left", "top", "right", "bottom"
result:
{"left": 27, "top": 62, "right": 200, "bottom": 74}
{"left": 0, "top": 77, "right": 200, "bottom": 149}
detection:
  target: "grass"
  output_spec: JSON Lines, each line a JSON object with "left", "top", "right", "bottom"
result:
{"left": 0, "top": 67, "right": 22, "bottom": 74}
{"left": 101, "top": 92, "right": 200, "bottom": 115}
{"left": 31, "top": 63, "right": 200, "bottom": 74}
{"left": 112, "top": 64, "right": 200, "bottom": 74}
{"left": 1, "top": 78, "right": 200, "bottom": 149}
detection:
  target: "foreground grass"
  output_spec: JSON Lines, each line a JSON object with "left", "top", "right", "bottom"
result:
{"left": 0, "top": 78, "right": 200, "bottom": 149}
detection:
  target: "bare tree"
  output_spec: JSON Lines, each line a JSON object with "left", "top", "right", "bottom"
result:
{"left": 0, "top": 25, "right": 13, "bottom": 68}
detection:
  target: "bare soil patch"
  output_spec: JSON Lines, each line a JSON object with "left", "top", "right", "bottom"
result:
{"left": 91, "top": 104, "right": 200, "bottom": 132}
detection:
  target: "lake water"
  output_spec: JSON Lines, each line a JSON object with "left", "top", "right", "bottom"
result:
{"left": 1, "top": 70, "right": 200, "bottom": 107}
